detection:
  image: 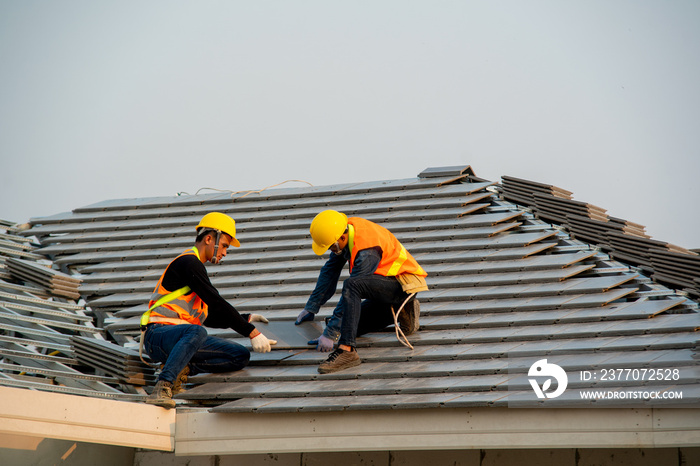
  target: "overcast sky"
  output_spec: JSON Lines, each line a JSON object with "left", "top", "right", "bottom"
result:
{"left": 1, "top": 1, "right": 698, "bottom": 249}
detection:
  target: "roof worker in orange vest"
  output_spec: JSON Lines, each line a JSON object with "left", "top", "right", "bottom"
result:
{"left": 296, "top": 210, "right": 428, "bottom": 374}
{"left": 142, "top": 212, "right": 276, "bottom": 408}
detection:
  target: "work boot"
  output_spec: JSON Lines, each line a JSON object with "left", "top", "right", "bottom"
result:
{"left": 318, "top": 347, "right": 361, "bottom": 374}
{"left": 145, "top": 380, "right": 176, "bottom": 409}
{"left": 172, "top": 366, "right": 190, "bottom": 396}
{"left": 397, "top": 298, "right": 420, "bottom": 335}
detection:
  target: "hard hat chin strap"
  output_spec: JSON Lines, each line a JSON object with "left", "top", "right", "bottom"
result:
{"left": 210, "top": 230, "right": 222, "bottom": 264}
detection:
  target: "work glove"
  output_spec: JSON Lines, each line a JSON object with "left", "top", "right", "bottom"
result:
{"left": 248, "top": 314, "right": 269, "bottom": 324}
{"left": 307, "top": 334, "right": 335, "bottom": 352}
{"left": 250, "top": 332, "right": 277, "bottom": 353}
{"left": 295, "top": 309, "right": 315, "bottom": 325}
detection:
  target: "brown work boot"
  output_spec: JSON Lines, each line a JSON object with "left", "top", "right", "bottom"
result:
{"left": 172, "top": 366, "right": 190, "bottom": 395}
{"left": 145, "top": 380, "right": 176, "bottom": 409}
{"left": 318, "top": 347, "right": 361, "bottom": 374}
{"left": 397, "top": 298, "right": 420, "bottom": 335}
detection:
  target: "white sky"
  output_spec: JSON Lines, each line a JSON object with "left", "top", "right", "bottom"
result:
{"left": 1, "top": 1, "right": 698, "bottom": 249}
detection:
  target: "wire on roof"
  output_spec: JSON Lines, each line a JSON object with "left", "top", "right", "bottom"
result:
{"left": 230, "top": 179, "right": 314, "bottom": 199}
{"left": 177, "top": 180, "right": 314, "bottom": 199}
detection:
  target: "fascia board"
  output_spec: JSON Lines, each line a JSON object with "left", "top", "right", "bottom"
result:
{"left": 175, "top": 407, "right": 700, "bottom": 456}
{"left": 0, "top": 386, "right": 174, "bottom": 451}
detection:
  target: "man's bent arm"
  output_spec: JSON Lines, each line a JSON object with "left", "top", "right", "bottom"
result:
{"left": 322, "top": 247, "right": 382, "bottom": 340}
{"left": 303, "top": 250, "right": 347, "bottom": 314}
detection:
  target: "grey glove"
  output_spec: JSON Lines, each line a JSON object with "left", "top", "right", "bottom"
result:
{"left": 295, "top": 309, "right": 315, "bottom": 325}
{"left": 307, "top": 334, "right": 335, "bottom": 352}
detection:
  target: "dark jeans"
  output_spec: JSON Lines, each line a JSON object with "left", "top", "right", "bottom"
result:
{"left": 338, "top": 274, "right": 410, "bottom": 348}
{"left": 144, "top": 323, "right": 250, "bottom": 383}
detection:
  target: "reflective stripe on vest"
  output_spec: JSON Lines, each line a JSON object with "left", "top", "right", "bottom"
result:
{"left": 387, "top": 245, "right": 408, "bottom": 276}
{"left": 140, "top": 285, "right": 192, "bottom": 327}
{"left": 140, "top": 247, "right": 208, "bottom": 327}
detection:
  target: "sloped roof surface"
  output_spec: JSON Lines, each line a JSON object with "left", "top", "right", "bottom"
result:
{"left": 2, "top": 165, "right": 699, "bottom": 412}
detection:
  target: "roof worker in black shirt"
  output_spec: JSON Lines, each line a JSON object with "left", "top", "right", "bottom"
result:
{"left": 142, "top": 212, "right": 276, "bottom": 409}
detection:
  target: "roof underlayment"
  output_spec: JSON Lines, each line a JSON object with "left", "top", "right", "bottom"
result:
{"left": 0, "top": 165, "right": 698, "bottom": 454}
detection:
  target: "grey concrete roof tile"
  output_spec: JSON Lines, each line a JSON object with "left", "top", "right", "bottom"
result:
{"left": 563, "top": 288, "right": 639, "bottom": 307}
{"left": 256, "top": 397, "right": 331, "bottom": 413}
{"left": 396, "top": 359, "right": 508, "bottom": 378}
{"left": 355, "top": 346, "right": 432, "bottom": 362}
{"left": 267, "top": 379, "right": 377, "bottom": 397}
{"left": 234, "top": 321, "right": 324, "bottom": 350}
{"left": 414, "top": 344, "right": 478, "bottom": 360}
{"left": 645, "top": 313, "right": 700, "bottom": 332}
{"left": 553, "top": 352, "right": 624, "bottom": 369}
{"left": 446, "top": 374, "right": 513, "bottom": 392}
{"left": 457, "top": 341, "right": 526, "bottom": 358}
{"left": 441, "top": 297, "right": 552, "bottom": 313}
{"left": 396, "top": 329, "right": 477, "bottom": 346}
{"left": 419, "top": 300, "right": 494, "bottom": 315}
{"left": 419, "top": 314, "right": 487, "bottom": 330}
{"left": 486, "top": 242, "right": 557, "bottom": 259}
{"left": 457, "top": 326, "right": 523, "bottom": 342}
{"left": 491, "top": 309, "right": 576, "bottom": 326}
{"left": 419, "top": 165, "right": 474, "bottom": 178}
{"left": 564, "top": 274, "right": 639, "bottom": 293}
{"left": 525, "top": 322, "right": 617, "bottom": 342}
{"left": 412, "top": 222, "right": 522, "bottom": 242}
{"left": 248, "top": 350, "right": 305, "bottom": 366}
{"left": 641, "top": 332, "right": 700, "bottom": 349}
{"left": 441, "top": 391, "right": 512, "bottom": 408}
{"left": 650, "top": 349, "right": 698, "bottom": 366}
{"left": 342, "top": 393, "right": 461, "bottom": 411}
{"left": 426, "top": 266, "right": 594, "bottom": 290}
{"left": 504, "top": 340, "right": 568, "bottom": 357}
{"left": 88, "top": 292, "right": 150, "bottom": 308}
{"left": 181, "top": 380, "right": 338, "bottom": 400}
{"left": 606, "top": 298, "right": 686, "bottom": 318}
{"left": 196, "top": 365, "right": 323, "bottom": 383}
{"left": 392, "top": 192, "right": 491, "bottom": 211}
{"left": 602, "top": 314, "right": 700, "bottom": 336}
{"left": 595, "top": 350, "right": 680, "bottom": 367}
{"left": 598, "top": 335, "right": 667, "bottom": 352}
{"left": 354, "top": 376, "right": 460, "bottom": 395}
{"left": 544, "top": 336, "right": 620, "bottom": 353}
{"left": 209, "top": 397, "right": 282, "bottom": 413}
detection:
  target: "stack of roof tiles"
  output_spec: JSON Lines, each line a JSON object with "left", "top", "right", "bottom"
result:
{"left": 71, "top": 335, "right": 156, "bottom": 385}
{"left": 0, "top": 222, "right": 141, "bottom": 401}
{"left": 5, "top": 257, "right": 81, "bottom": 300}
{"left": 500, "top": 175, "right": 700, "bottom": 298}
{"left": 10, "top": 165, "right": 697, "bottom": 412}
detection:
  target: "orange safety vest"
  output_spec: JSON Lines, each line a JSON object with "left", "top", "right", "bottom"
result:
{"left": 145, "top": 248, "right": 208, "bottom": 326}
{"left": 347, "top": 217, "right": 427, "bottom": 277}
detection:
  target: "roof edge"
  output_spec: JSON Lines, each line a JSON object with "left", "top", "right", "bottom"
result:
{"left": 0, "top": 386, "right": 175, "bottom": 451}
{"left": 175, "top": 407, "right": 700, "bottom": 456}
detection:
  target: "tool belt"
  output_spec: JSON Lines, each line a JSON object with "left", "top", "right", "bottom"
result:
{"left": 396, "top": 273, "right": 428, "bottom": 294}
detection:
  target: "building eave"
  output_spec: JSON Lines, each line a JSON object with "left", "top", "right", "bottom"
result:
{"left": 175, "top": 406, "right": 700, "bottom": 456}
{"left": 0, "top": 386, "right": 175, "bottom": 451}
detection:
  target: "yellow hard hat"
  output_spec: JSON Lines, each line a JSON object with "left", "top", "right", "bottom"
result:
{"left": 196, "top": 212, "right": 240, "bottom": 247}
{"left": 309, "top": 210, "right": 348, "bottom": 255}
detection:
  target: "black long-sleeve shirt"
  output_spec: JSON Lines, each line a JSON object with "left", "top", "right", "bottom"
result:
{"left": 160, "top": 253, "right": 255, "bottom": 337}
